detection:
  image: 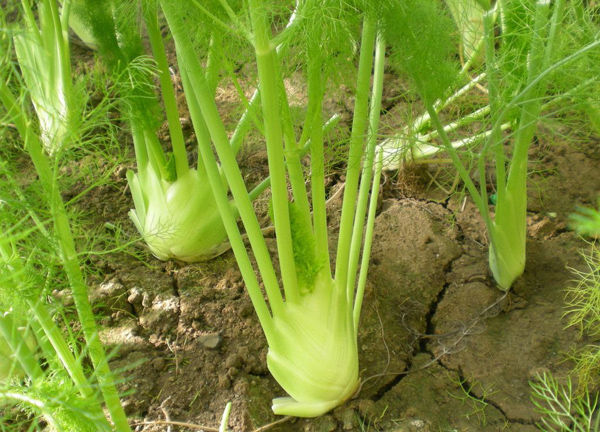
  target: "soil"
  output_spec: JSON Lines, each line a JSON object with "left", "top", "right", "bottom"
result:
{"left": 68, "top": 118, "right": 599, "bottom": 432}
{"left": 8, "top": 19, "right": 600, "bottom": 432}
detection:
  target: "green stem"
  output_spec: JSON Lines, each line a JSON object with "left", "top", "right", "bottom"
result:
{"left": 20, "top": 0, "right": 43, "bottom": 46}
{"left": 306, "top": 40, "right": 330, "bottom": 275}
{"left": 248, "top": 0, "right": 299, "bottom": 303}
{"left": 0, "top": 241, "right": 110, "bottom": 430}
{"left": 474, "top": 10, "right": 500, "bottom": 225}
{"left": 142, "top": 1, "right": 188, "bottom": 179}
{"left": 59, "top": 0, "right": 71, "bottom": 31}
{"left": 483, "top": 10, "right": 506, "bottom": 205}
{"left": 0, "top": 392, "right": 60, "bottom": 429}
{"left": 334, "top": 18, "right": 376, "bottom": 289}
{"left": 279, "top": 80, "right": 312, "bottom": 239}
{"left": 353, "top": 151, "right": 383, "bottom": 329}
{"left": 0, "top": 315, "right": 43, "bottom": 380}
{"left": 506, "top": 0, "right": 551, "bottom": 191}
{"left": 418, "top": 105, "right": 490, "bottom": 143}
{"left": 143, "top": 128, "right": 170, "bottom": 179}
{"left": 230, "top": 89, "right": 261, "bottom": 155}
{"left": 130, "top": 121, "right": 149, "bottom": 175}
{"left": 205, "top": 32, "right": 222, "bottom": 94}
{"left": 425, "top": 103, "right": 487, "bottom": 216}
{"left": 247, "top": 113, "right": 340, "bottom": 203}
{"left": 347, "top": 34, "right": 385, "bottom": 302}
{"left": 46, "top": 0, "right": 73, "bottom": 134}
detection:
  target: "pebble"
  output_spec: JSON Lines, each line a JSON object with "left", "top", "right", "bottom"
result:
{"left": 198, "top": 332, "right": 222, "bottom": 349}
{"left": 152, "top": 357, "right": 166, "bottom": 372}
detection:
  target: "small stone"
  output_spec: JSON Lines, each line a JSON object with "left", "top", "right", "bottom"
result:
{"left": 128, "top": 287, "right": 143, "bottom": 306}
{"left": 198, "top": 333, "right": 222, "bottom": 349}
{"left": 152, "top": 357, "right": 166, "bottom": 372}
{"left": 233, "top": 379, "right": 249, "bottom": 394}
{"left": 141, "top": 293, "right": 152, "bottom": 308}
{"left": 357, "top": 399, "right": 375, "bottom": 417}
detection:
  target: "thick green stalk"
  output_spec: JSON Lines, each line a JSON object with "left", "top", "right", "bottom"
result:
{"left": 306, "top": 42, "right": 330, "bottom": 274}
{"left": 507, "top": 0, "right": 551, "bottom": 182}
{"left": 334, "top": 18, "right": 377, "bottom": 290}
{"left": 483, "top": 11, "right": 506, "bottom": 206}
{"left": 20, "top": 0, "right": 42, "bottom": 45}
{"left": 473, "top": 10, "right": 499, "bottom": 226}
{"left": 347, "top": 34, "right": 385, "bottom": 301}
{"left": 130, "top": 121, "right": 149, "bottom": 175}
{"left": 59, "top": 0, "right": 71, "bottom": 31}
{"left": 247, "top": 0, "right": 299, "bottom": 303}
{"left": 353, "top": 151, "right": 383, "bottom": 328}
{"left": 143, "top": 127, "right": 170, "bottom": 180}
{"left": 278, "top": 72, "right": 313, "bottom": 239}
{"left": 142, "top": 1, "right": 188, "bottom": 179}
{"left": 487, "top": 0, "right": 553, "bottom": 290}
{"left": 47, "top": 0, "right": 72, "bottom": 99}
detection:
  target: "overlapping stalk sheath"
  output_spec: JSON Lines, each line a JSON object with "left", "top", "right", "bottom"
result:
{"left": 13, "top": 0, "right": 78, "bottom": 156}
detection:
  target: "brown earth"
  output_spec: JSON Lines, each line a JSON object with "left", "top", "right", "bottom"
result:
{"left": 66, "top": 121, "right": 598, "bottom": 432}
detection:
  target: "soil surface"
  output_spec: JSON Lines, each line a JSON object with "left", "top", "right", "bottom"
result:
{"left": 71, "top": 118, "right": 599, "bottom": 432}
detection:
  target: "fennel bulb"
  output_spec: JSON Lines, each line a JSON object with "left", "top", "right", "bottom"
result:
{"left": 489, "top": 178, "right": 527, "bottom": 290}
{"left": 13, "top": 0, "right": 77, "bottom": 156}
{"left": 127, "top": 167, "right": 229, "bottom": 262}
{"left": 13, "top": 33, "right": 70, "bottom": 155}
{"left": 268, "top": 274, "right": 359, "bottom": 417}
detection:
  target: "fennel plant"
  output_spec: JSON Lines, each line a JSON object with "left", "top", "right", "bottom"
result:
{"left": 384, "top": 0, "right": 600, "bottom": 289}
{"left": 157, "top": 0, "right": 386, "bottom": 417}
{"left": 68, "top": 0, "right": 276, "bottom": 263}
{"left": 0, "top": 22, "right": 131, "bottom": 429}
